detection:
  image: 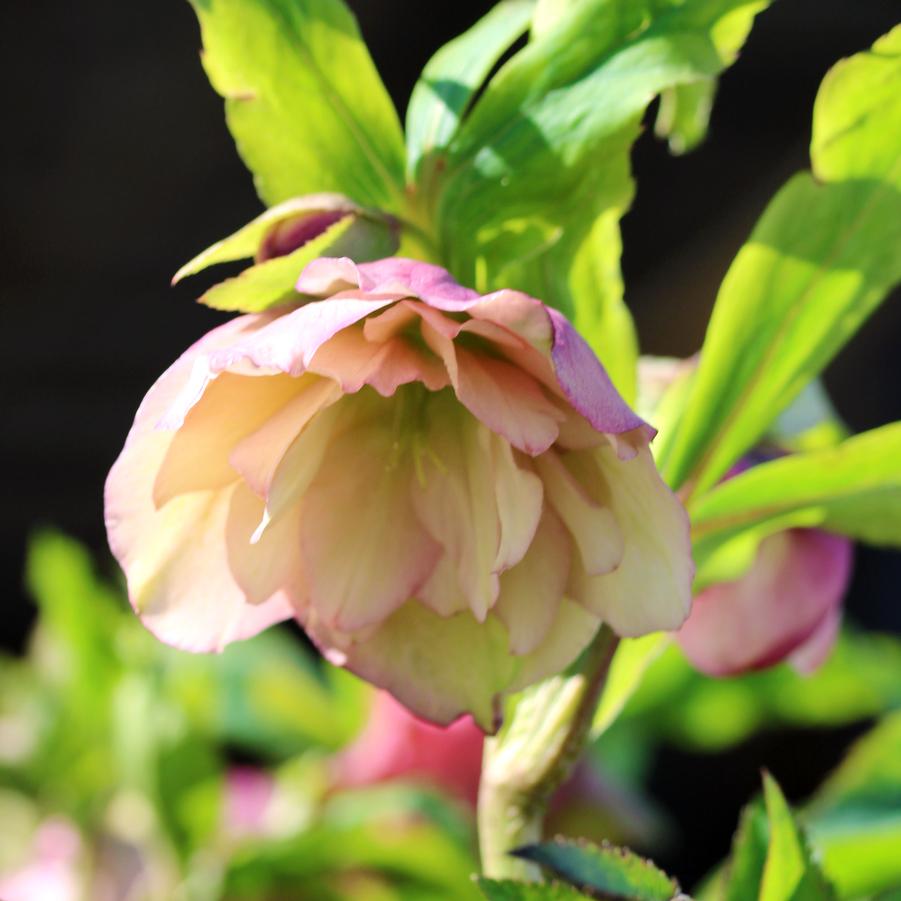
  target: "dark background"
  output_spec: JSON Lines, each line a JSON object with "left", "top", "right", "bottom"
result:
{"left": 2, "top": 0, "right": 899, "bottom": 885}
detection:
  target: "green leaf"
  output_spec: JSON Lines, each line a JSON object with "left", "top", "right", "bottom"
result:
{"left": 173, "top": 193, "right": 365, "bottom": 282}
{"left": 434, "top": 0, "right": 768, "bottom": 402}
{"left": 660, "top": 26, "right": 901, "bottom": 495}
{"left": 690, "top": 424, "right": 901, "bottom": 586}
{"left": 654, "top": 2, "right": 765, "bottom": 154}
{"left": 592, "top": 634, "right": 671, "bottom": 737}
{"left": 405, "top": 0, "right": 535, "bottom": 182}
{"left": 189, "top": 0, "right": 405, "bottom": 208}
{"left": 514, "top": 839, "right": 681, "bottom": 900}
{"left": 716, "top": 774, "right": 835, "bottom": 901}
{"left": 198, "top": 213, "right": 397, "bottom": 312}
{"left": 804, "top": 713, "right": 901, "bottom": 899}
{"left": 478, "top": 879, "right": 592, "bottom": 900}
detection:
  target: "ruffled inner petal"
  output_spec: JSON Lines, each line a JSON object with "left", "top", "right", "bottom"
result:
{"left": 572, "top": 446, "right": 693, "bottom": 636}
{"left": 494, "top": 509, "right": 571, "bottom": 654}
{"left": 412, "top": 396, "right": 500, "bottom": 622}
{"left": 451, "top": 347, "right": 564, "bottom": 456}
{"left": 490, "top": 436, "right": 543, "bottom": 572}
{"left": 308, "top": 326, "right": 448, "bottom": 396}
{"left": 300, "top": 403, "right": 441, "bottom": 631}
{"left": 229, "top": 376, "right": 342, "bottom": 498}
{"left": 534, "top": 449, "right": 623, "bottom": 576}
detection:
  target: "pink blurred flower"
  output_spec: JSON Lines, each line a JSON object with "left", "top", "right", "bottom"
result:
{"left": 106, "top": 258, "right": 692, "bottom": 729}
{"left": 225, "top": 766, "right": 275, "bottom": 837}
{"left": 0, "top": 818, "right": 81, "bottom": 901}
{"left": 334, "top": 690, "right": 484, "bottom": 806}
{"left": 677, "top": 527, "right": 853, "bottom": 676}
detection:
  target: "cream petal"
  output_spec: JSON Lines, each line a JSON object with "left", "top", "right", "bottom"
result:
{"left": 229, "top": 376, "right": 342, "bottom": 498}
{"left": 508, "top": 599, "right": 602, "bottom": 693}
{"left": 106, "top": 452, "right": 292, "bottom": 652}
{"left": 412, "top": 399, "right": 500, "bottom": 622}
{"left": 573, "top": 446, "right": 693, "bottom": 636}
{"left": 301, "top": 415, "right": 441, "bottom": 631}
{"left": 153, "top": 372, "right": 306, "bottom": 506}
{"left": 490, "top": 436, "right": 543, "bottom": 572}
{"left": 534, "top": 450, "right": 623, "bottom": 576}
{"left": 417, "top": 553, "right": 470, "bottom": 618}
{"left": 304, "top": 602, "right": 514, "bottom": 731}
{"left": 494, "top": 509, "right": 571, "bottom": 654}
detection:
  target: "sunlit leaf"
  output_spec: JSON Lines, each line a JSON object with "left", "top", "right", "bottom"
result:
{"left": 173, "top": 193, "right": 367, "bottom": 282}
{"left": 661, "top": 26, "right": 901, "bottom": 496}
{"left": 434, "top": 0, "right": 768, "bottom": 400}
{"left": 805, "top": 713, "right": 901, "bottom": 899}
{"left": 188, "top": 0, "right": 405, "bottom": 208}
{"left": 406, "top": 0, "right": 535, "bottom": 182}
{"left": 592, "top": 634, "right": 671, "bottom": 737}
{"left": 690, "top": 423, "right": 901, "bottom": 586}
{"left": 197, "top": 213, "right": 397, "bottom": 313}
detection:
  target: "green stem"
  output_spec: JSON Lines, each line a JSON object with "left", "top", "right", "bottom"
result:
{"left": 477, "top": 626, "right": 620, "bottom": 880}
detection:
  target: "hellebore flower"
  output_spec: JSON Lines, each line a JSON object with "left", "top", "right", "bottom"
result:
{"left": 105, "top": 258, "right": 692, "bottom": 729}
{"left": 677, "top": 522, "right": 853, "bottom": 677}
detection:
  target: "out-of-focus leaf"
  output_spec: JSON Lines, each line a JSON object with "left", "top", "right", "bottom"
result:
{"left": 435, "top": 0, "right": 769, "bottom": 401}
{"left": 690, "top": 424, "right": 901, "bottom": 587}
{"left": 593, "top": 634, "right": 671, "bottom": 737}
{"left": 661, "top": 26, "right": 901, "bottom": 496}
{"left": 654, "top": 2, "right": 764, "bottom": 154}
{"left": 477, "top": 878, "right": 591, "bottom": 899}
{"left": 224, "top": 784, "right": 480, "bottom": 899}
{"left": 622, "top": 630, "right": 901, "bottom": 752}
{"left": 173, "top": 193, "right": 368, "bottom": 282}
{"left": 768, "top": 380, "right": 848, "bottom": 453}
{"left": 804, "top": 713, "right": 901, "bottom": 899}
{"left": 188, "top": 0, "right": 405, "bottom": 208}
{"left": 198, "top": 213, "right": 397, "bottom": 313}
{"left": 406, "top": 0, "right": 535, "bottom": 182}
{"left": 514, "top": 839, "right": 681, "bottom": 900}
{"left": 713, "top": 774, "right": 835, "bottom": 901}
{"left": 169, "top": 627, "right": 369, "bottom": 758}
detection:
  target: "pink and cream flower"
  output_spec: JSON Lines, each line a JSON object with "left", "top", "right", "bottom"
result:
{"left": 105, "top": 258, "right": 692, "bottom": 729}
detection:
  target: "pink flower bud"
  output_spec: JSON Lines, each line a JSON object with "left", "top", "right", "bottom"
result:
{"left": 677, "top": 527, "right": 853, "bottom": 676}
{"left": 106, "top": 259, "right": 692, "bottom": 729}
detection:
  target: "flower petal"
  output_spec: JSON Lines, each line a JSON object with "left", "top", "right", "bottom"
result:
{"left": 453, "top": 348, "right": 564, "bottom": 455}
{"left": 154, "top": 373, "right": 308, "bottom": 506}
{"left": 229, "top": 376, "right": 342, "bottom": 498}
{"left": 305, "top": 602, "right": 514, "bottom": 730}
{"left": 491, "top": 436, "right": 544, "bottom": 572}
{"left": 309, "top": 326, "right": 448, "bottom": 395}
{"left": 508, "top": 599, "right": 601, "bottom": 692}
{"left": 207, "top": 297, "right": 395, "bottom": 377}
{"left": 301, "top": 405, "right": 441, "bottom": 631}
{"left": 677, "top": 529, "right": 851, "bottom": 676}
{"left": 534, "top": 450, "right": 623, "bottom": 576}
{"left": 412, "top": 397, "right": 500, "bottom": 622}
{"left": 572, "top": 446, "right": 693, "bottom": 636}
{"left": 494, "top": 509, "right": 571, "bottom": 654}
{"left": 548, "top": 308, "right": 652, "bottom": 439}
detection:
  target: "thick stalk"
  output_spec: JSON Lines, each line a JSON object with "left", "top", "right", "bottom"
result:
{"left": 477, "top": 626, "right": 620, "bottom": 880}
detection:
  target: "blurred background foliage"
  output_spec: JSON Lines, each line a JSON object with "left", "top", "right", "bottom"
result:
{"left": 4, "top": 530, "right": 901, "bottom": 899}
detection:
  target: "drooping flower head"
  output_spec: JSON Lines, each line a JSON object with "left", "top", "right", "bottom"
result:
{"left": 106, "top": 258, "right": 692, "bottom": 729}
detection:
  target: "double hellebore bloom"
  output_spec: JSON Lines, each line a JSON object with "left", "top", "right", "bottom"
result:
{"left": 106, "top": 258, "right": 692, "bottom": 729}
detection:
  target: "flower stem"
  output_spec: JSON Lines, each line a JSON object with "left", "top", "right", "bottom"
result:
{"left": 477, "top": 625, "right": 620, "bottom": 880}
